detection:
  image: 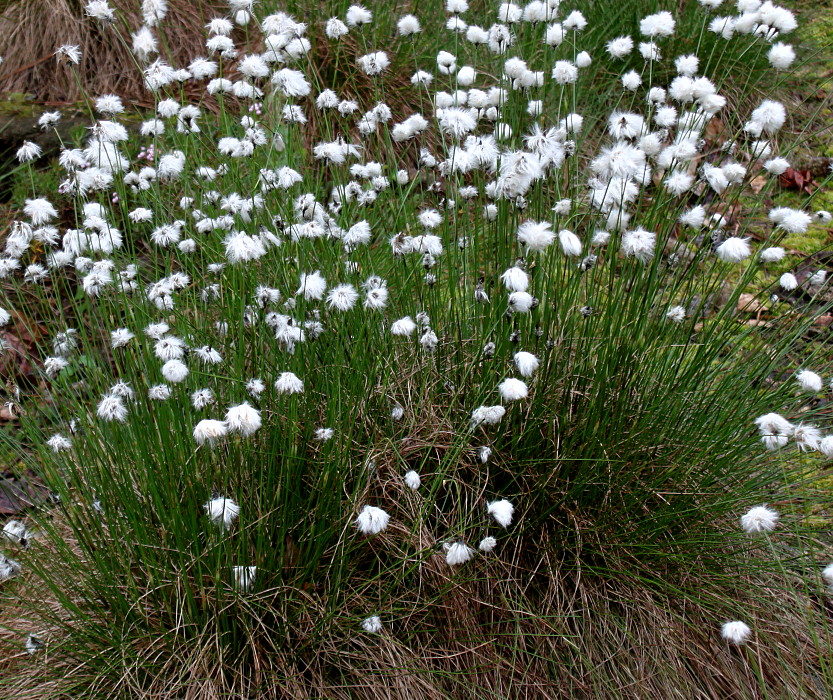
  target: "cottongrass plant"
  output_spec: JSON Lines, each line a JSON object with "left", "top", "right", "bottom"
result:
{"left": 1, "top": 0, "right": 833, "bottom": 697}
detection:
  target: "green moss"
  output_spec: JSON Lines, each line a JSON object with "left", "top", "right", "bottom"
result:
{"left": 0, "top": 92, "right": 40, "bottom": 119}
{"left": 781, "top": 225, "right": 831, "bottom": 256}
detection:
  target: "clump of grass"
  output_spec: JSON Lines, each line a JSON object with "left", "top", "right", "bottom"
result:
{"left": 0, "top": 0, "right": 225, "bottom": 103}
{"left": 0, "top": 0, "right": 832, "bottom": 697}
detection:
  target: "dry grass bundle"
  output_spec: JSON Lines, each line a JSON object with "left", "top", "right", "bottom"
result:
{"left": 6, "top": 541, "right": 829, "bottom": 699}
{"left": 0, "top": 0, "right": 224, "bottom": 104}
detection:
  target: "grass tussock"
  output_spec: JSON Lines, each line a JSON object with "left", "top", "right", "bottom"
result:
{"left": 0, "top": 0, "right": 831, "bottom": 697}
{"left": 0, "top": 0, "right": 224, "bottom": 103}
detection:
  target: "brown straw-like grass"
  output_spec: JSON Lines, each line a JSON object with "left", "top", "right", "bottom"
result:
{"left": 0, "top": 0, "right": 225, "bottom": 104}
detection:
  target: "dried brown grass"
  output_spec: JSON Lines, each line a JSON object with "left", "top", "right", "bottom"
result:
{"left": 2, "top": 457, "right": 833, "bottom": 698}
{"left": 0, "top": 0, "right": 224, "bottom": 104}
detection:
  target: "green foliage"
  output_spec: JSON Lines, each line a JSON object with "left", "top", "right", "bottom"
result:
{"left": 0, "top": 1, "right": 832, "bottom": 698}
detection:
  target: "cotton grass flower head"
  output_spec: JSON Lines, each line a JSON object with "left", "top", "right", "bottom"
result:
{"left": 558, "top": 229, "right": 582, "bottom": 257}
{"left": 193, "top": 419, "right": 228, "bottom": 446}
{"left": 85, "top": 0, "right": 115, "bottom": 22}
{"left": 25, "top": 635, "right": 43, "bottom": 655}
{"left": 275, "top": 372, "right": 304, "bottom": 395}
{"left": 97, "top": 394, "right": 127, "bottom": 422}
{"left": 325, "top": 17, "right": 349, "bottom": 39}
{"left": 760, "top": 247, "right": 785, "bottom": 263}
{"left": 796, "top": 370, "right": 822, "bottom": 393}
{"left": 513, "top": 351, "right": 539, "bottom": 377}
{"left": 225, "top": 403, "right": 261, "bottom": 436}
{"left": 768, "top": 42, "right": 795, "bottom": 69}
{"left": 780, "top": 272, "right": 798, "bottom": 291}
{"left": 501, "top": 266, "right": 528, "bottom": 292}
{"left": 740, "top": 505, "right": 779, "bottom": 534}
{"left": 516, "top": 220, "right": 554, "bottom": 252}
{"left": 479, "top": 536, "right": 497, "bottom": 553}
{"left": 47, "top": 434, "right": 72, "bottom": 452}
{"left": 16, "top": 141, "right": 41, "bottom": 163}
{"left": 721, "top": 621, "right": 751, "bottom": 645}
{"left": 327, "top": 284, "right": 358, "bottom": 311}
{"left": 640, "top": 11, "right": 675, "bottom": 37}
{"left": 716, "top": 237, "right": 751, "bottom": 263}
{"left": 391, "top": 316, "right": 417, "bottom": 337}
{"left": 404, "top": 471, "right": 421, "bottom": 490}
{"left": 754, "top": 413, "right": 794, "bottom": 440}
{"left": 822, "top": 563, "right": 833, "bottom": 589}
{"left": 204, "top": 497, "right": 240, "bottom": 531}
{"left": 314, "top": 428, "right": 334, "bottom": 442}
{"left": 445, "top": 541, "right": 475, "bottom": 566}
{"left": 148, "top": 384, "right": 171, "bottom": 401}
{"left": 498, "top": 377, "right": 528, "bottom": 401}
{"left": 487, "top": 499, "right": 514, "bottom": 528}
{"left": 2, "top": 520, "right": 30, "bottom": 545}
{"left": 397, "top": 14, "right": 421, "bottom": 36}
{"left": 0, "top": 554, "right": 21, "bottom": 582}
{"left": 357, "top": 52, "right": 389, "bottom": 76}
{"left": 355, "top": 505, "right": 390, "bottom": 535}
{"left": 361, "top": 616, "right": 382, "bottom": 633}
{"left": 345, "top": 5, "right": 372, "bottom": 27}
{"left": 161, "top": 359, "right": 188, "bottom": 383}
{"left": 471, "top": 405, "right": 506, "bottom": 427}
{"left": 794, "top": 424, "right": 821, "bottom": 452}
{"left": 23, "top": 199, "right": 58, "bottom": 226}
{"left": 622, "top": 228, "right": 656, "bottom": 263}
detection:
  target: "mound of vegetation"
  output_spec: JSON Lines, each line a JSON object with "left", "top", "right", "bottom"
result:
{"left": 0, "top": 1, "right": 832, "bottom": 697}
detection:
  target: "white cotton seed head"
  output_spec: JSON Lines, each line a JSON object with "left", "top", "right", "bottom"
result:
{"left": 355, "top": 505, "right": 389, "bottom": 535}
{"left": 161, "top": 359, "right": 188, "bottom": 383}
{"left": 716, "top": 237, "right": 751, "bottom": 263}
{"left": 225, "top": 403, "right": 261, "bottom": 436}
{"left": 361, "top": 615, "right": 382, "bottom": 633}
{"left": 721, "top": 621, "right": 751, "bottom": 645}
{"left": 471, "top": 405, "right": 506, "bottom": 427}
{"left": 501, "top": 266, "right": 529, "bottom": 292}
{"left": 274, "top": 372, "right": 304, "bottom": 395}
{"left": 445, "top": 541, "right": 475, "bottom": 566}
{"left": 794, "top": 424, "right": 821, "bottom": 452}
{"left": 193, "top": 419, "right": 227, "bottom": 446}
{"left": 780, "top": 272, "right": 798, "bottom": 291}
{"left": 499, "top": 377, "right": 528, "bottom": 401}
{"left": 391, "top": 316, "right": 417, "bottom": 337}
{"left": 479, "top": 536, "right": 497, "bottom": 553}
{"left": 2, "top": 520, "right": 29, "bottom": 544}
{"left": 487, "top": 499, "right": 514, "bottom": 528}
{"left": 740, "top": 505, "right": 779, "bottom": 534}
{"left": 819, "top": 436, "right": 833, "bottom": 459}
{"left": 622, "top": 228, "right": 656, "bottom": 263}
{"left": 760, "top": 247, "right": 785, "bottom": 263}
{"left": 754, "top": 413, "right": 794, "bottom": 438}
{"left": 404, "top": 470, "right": 421, "bottom": 490}
{"left": 558, "top": 229, "right": 582, "bottom": 257}
{"left": 768, "top": 42, "right": 795, "bottom": 70}
{"left": 327, "top": 284, "right": 358, "bottom": 311}
{"left": 517, "top": 220, "right": 554, "bottom": 252}
{"left": 796, "top": 370, "right": 823, "bottom": 393}
{"left": 204, "top": 497, "right": 239, "bottom": 531}
{"left": 513, "top": 351, "right": 539, "bottom": 377}
{"left": 397, "top": 14, "right": 421, "bottom": 36}
{"left": 345, "top": 5, "right": 372, "bottom": 27}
